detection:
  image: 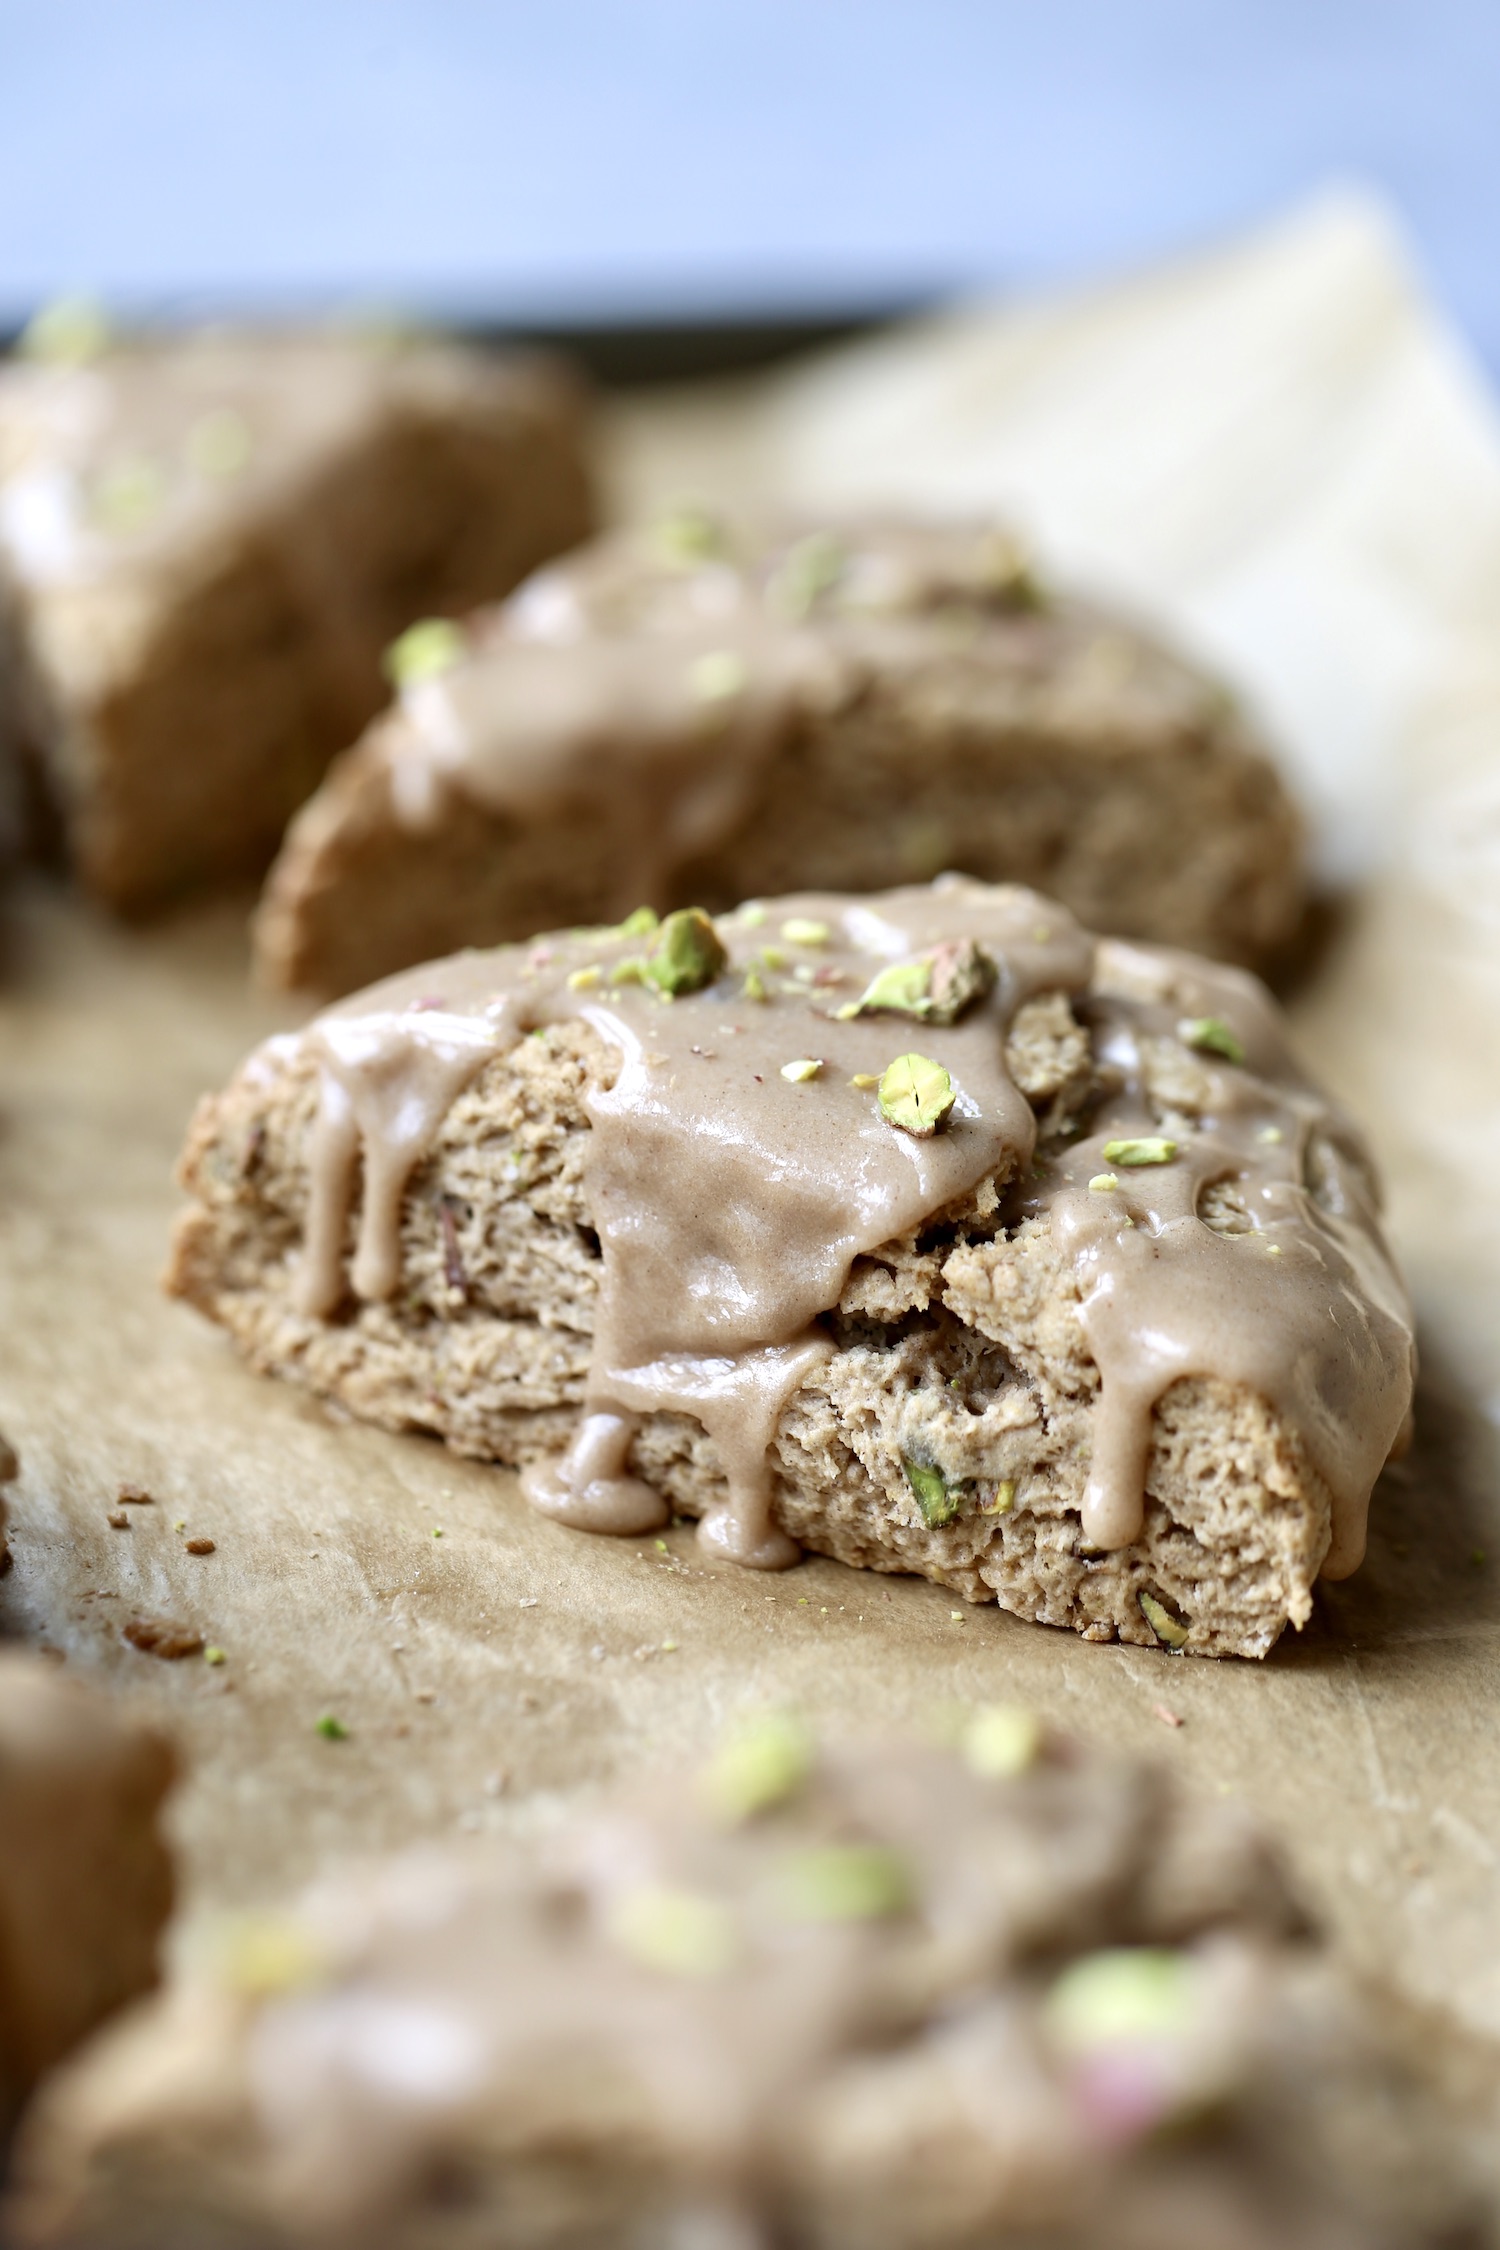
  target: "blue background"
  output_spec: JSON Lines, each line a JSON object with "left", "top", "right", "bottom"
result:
{"left": 3, "top": 1, "right": 1497, "bottom": 359}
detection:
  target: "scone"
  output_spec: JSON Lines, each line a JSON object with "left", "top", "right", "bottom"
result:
{"left": 252, "top": 515, "right": 1304, "bottom": 997}
{"left": 0, "top": 1652, "right": 176, "bottom": 2138}
{"left": 0, "top": 313, "right": 594, "bottom": 911}
{"left": 5, "top": 1721, "right": 1480, "bottom": 2249}
{"left": 167, "top": 879, "right": 1414, "bottom": 1659}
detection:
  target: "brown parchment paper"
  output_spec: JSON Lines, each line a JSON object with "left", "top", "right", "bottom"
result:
{"left": 4, "top": 193, "right": 1500, "bottom": 2061}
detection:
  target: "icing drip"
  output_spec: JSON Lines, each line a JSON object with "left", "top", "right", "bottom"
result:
{"left": 286, "top": 885, "right": 1414, "bottom": 1582}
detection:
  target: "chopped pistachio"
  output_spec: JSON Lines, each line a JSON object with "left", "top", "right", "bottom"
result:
{"left": 759, "top": 945, "right": 788, "bottom": 971}
{"left": 775, "top": 1843, "right": 912, "bottom": 1923}
{"left": 1088, "top": 1173, "right": 1118, "bottom": 1194}
{"left": 567, "top": 964, "right": 602, "bottom": 990}
{"left": 91, "top": 454, "right": 166, "bottom": 535}
{"left": 780, "top": 917, "right": 831, "bottom": 947}
{"left": 1102, "top": 1137, "right": 1177, "bottom": 1167}
{"left": 738, "top": 902, "right": 768, "bottom": 928}
{"left": 742, "top": 961, "right": 768, "bottom": 1002}
{"left": 879, "top": 1053, "right": 955, "bottom": 1139}
{"left": 766, "top": 528, "right": 846, "bottom": 620}
{"left": 609, "top": 956, "right": 648, "bottom": 986}
{"left": 218, "top": 1913, "right": 327, "bottom": 1999}
{"left": 1178, "top": 1015, "right": 1245, "bottom": 1066}
{"left": 1045, "top": 1946, "right": 1194, "bottom": 2053}
{"left": 186, "top": 408, "right": 253, "bottom": 481}
{"left": 1257, "top": 1125, "right": 1284, "bottom": 1144}
{"left": 979, "top": 527, "right": 1045, "bottom": 609}
{"left": 702, "top": 1711, "right": 812, "bottom": 1822}
{"left": 617, "top": 905, "right": 660, "bottom": 938}
{"left": 315, "top": 1713, "right": 350, "bottom": 1741}
{"left": 384, "top": 617, "right": 463, "bottom": 690}
{"left": 979, "top": 1479, "right": 1015, "bottom": 1515}
{"left": 963, "top": 1701, "right": 1041, "bottom": 1778}
{"left": 1138, "top": 1590, "right": 1190, "bottom": 1649}
{"left": 203, "top": 1645, "right": 227, "bottom": 1666}
{"left": 780, "top": 1057, "right": 822, "bottom": 1084}
{"left": 902, "top": 1455, "right": 960, "bottom": 1528}
{"left": 19, "top": 294, "right": 110, "bottom": 365}
{"left": 689, "top": 648, "right": 748, "bottom": 703}
{"left": 849, "top": 1072, "right": 879, "bottom": 1090}
{"left": 840, "top": 939, "right": 995, "bottom": 1027}
{"left": 655, "top": 505, "right": 724, "bottom": 565}
{"left": 610, "top": 1884, "right": 738, "bottom": 1978}
{"left": 644, "top": 909, "right": 727, "bottom": 997}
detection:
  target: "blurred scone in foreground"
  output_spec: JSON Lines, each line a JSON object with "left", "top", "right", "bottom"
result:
{"left": 0, "top": 1649, "right": 176, "bottom": 2141}
{"left": 254, "top": 514, "right": 1304, "bottom": 997}
{"left": 6, "top": 1719, "right": 1484, "bottom": 2249}
{"left": 0, "top": 308, "right": 594, "bottom": 911}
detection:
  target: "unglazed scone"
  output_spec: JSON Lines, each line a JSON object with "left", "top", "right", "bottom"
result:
{"left": 5, "top": 1722, "right": 1482, "bottom": 2250}
{"left": 167, "top": 880, "right": 1414, "bottom": 1659}
{"left": 252, "top": 516, "right": 1304, "bottom": 997}
{"left": 0, "top": 1651, "right": 176, "bottom": 2138}
{"left": 0, "top": 316, "right": 594, "bottom": 911}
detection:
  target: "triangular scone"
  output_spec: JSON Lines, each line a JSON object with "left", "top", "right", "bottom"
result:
{"left": 0, "top": 1652, "right": 176, "bottom": 2135}
{"left": 170, "top": 881, "right": 1413, "bottom": 1659}
{"left": 8, "top": 1728, "right": 1482, "bottom": 2250}
{"left": 0, "top": 322, "right": 593, "bottom": 910}
{"left": 253, "top": 516, "right": 1303, "bottom": 999}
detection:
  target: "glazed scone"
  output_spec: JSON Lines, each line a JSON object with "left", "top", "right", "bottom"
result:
{"left": 252, "top": 515, "right": 1304, "bottom": 997}
{"left": 0, "top": 1652, "right": 176, "bottom": 2138}
{"left": 5, "top": 1723, "right": 1481, "bottom": 2250}
{"left": 168, "top": 880, "right": 1414, "bottom": 1659}
{"left": 0, "top": 315, "right": 594, "bottom": 911}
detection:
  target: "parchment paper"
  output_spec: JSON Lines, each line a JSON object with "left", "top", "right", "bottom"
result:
{"left": 4, "top": 191, "right": 1500, "bottom": 2061}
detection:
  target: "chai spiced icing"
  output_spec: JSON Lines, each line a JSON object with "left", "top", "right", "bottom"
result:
{"left": 286, "top": 878, "right": 1414, "bottom": 1583}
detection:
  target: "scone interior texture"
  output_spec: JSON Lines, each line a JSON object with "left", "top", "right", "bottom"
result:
{"left": 168, "top": 880, "right": 1415, "bottom": 1660}
{"left": 0, "top": 1652, "right": 176, "bottom": 2136}
{"left": 5, "top": 1726, "right": 1480, "bottom": 2250}
{"left": 0, "top": 323, "right": 594, "bottom": 910}
{"left": 252, "top": 514, "right": 1304, "bottom": 998}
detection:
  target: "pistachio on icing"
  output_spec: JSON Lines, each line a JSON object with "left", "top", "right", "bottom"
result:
{"left": 742, "top": 960, "right": 769, "bottom": 1002}
{"left": 1178, "top": 1015, "right": 1245, "bottom": 1066}
{"left": 1088, "top": 1173, "right": 1118, "bottom": 1194}
{"left": 848, "top": 1072, "right": 879, "bottom": 1090}
{"left": 617, "top": 905, "right": 660, "bottom": 938}
{"left": 779, "top": 1058, "right": 822, "bottom": 1084}
{"left": 702, "top": 1712, "right": 812, "bottom": 1823}
{"left": 689, "top": 648, "right": 749, "bottom": 704}
{"left": 655, "top": 505, "right": 725, "bottom": 565}
{"left": 780, "top": 918, "right": 831, "bottom": 947}
{"left": 1045, "top": 1946, "right": 1194, "bottom": 2052}
{"left": 962, "top": 1702, "right": 1042, "bottom": 1778}
{"left": 91, "top": 454, "right": 166, "bottom": 535}
{"left": 384, "top": 617, "right": 464, "bottom": 690}
{"left": 879, "top": 1053, "right": 956, "bottom": 1139}
{"left": 766, "top": 529, "right": 846, "bottom": 620}
{"left": 609, "top": 1885, "right": 739, "bottom": 1978}
{"left": 840, "top": 938, "right": 996, "bottom": 1027}
{"left": 1138, "top": 1590, "right": 1190, "bottom": 1649}
{"left": 644, "top": 908, "right": 728, "bottom": 997}
{"left": 315, "top": 1713, "right": 350, "bottom": 1741}
{"left": 774, "top": 1843, "right": 912, "bottom": 1922}
{"left": 902, "top": 1455, "right": 961, "bottom": 1528}
{"left": 1102, "top": 1137, "right": 1177, "bottom": 1167}
{"left": 566, "top": 964, "right": 601, "bottom": 990}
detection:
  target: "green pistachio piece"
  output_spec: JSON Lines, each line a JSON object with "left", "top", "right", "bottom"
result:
{"left": 186, "top": 408, "right": 253, "bottom": 481}
{"left": 610, "top": 1885, "right": 739, "bottom": 1978}
{"left": 742, "top": 960, "right": 769, "bottom": 1002}
{"left": 780, "top": 917, "right": 830, "bottom": 947}
{"left": 962, "top": 1702, "right": 1041, "bottom": 1778}
{"left": 702, "top": 1712, "right": 812, "bottom": 1823}
{"left": 841, "top": 939, "right": 995, "bottom": 1026}
{"left": 1046, "top": 1947, "right": 1194, "bottom": 2053}
{"left": 979, "top": 1479, "right": 1015, "bottom": 1515}
{"left": 775, "top": 1843, "right": 912, "bottom": 1923}
{"left": 217, "top": 1913, "right": 328, "bottom": 1999}
{"left": 879, "top": 1054, "right": 956, "bottom": 1139}
{"left": 766, "top": 529, "right": 846, "bottom": 619}
{"left": 1102, "top": 1137, "right": 1177, "bottom": 1167}
{"left": 644, "top": 907, "right": 728, "bottom": 997}
{"left": 1178, "top": 1015, "right": 1245, "bottom": 1066}
{"left": 19, "top": 294, "right": 110, "bottom": 365}
{"left": 384, "top": 617, "right": 464, "bottom": 690}
{"left": 689, "top": 648, "right": 749, "bottom": 703}
{"left": 780, "top": 1057, "right": 822, "bottom": 1083}
{"left": 91, "top": 454, "right": 166, "bottom": 535}
{"left": 617, "top": 905, "right": 660, "bottom": 938}
{"left": 903, "top": 1455, "right": 961, "bottom": 1527}
{"left": 314, "top": 1713, "right": 349, "bottom": 1741}
{"left": 567, "top": 964, "right": 602, "bottom": 990}
{"left": 609, "top": 957, "right": 648, "bottom": 986}
{"left": 1138, "top": 1590, "right": 1191, "bottom": 1649}
{"left": 1088, "top": 1173, "right": 1118, "bottom": 1194}
{"left": 656, "top": 505, "right": 725, "bottom": 565}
